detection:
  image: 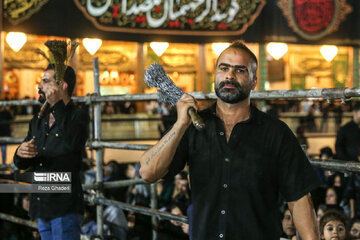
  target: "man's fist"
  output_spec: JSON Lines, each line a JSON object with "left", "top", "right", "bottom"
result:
{"left": 176, "top": 93, "right": 198, "bottom": 127}
{"left": 16, "top": 139, "right": 38, "bottom": 158}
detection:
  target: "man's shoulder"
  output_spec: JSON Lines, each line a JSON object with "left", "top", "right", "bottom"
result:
{"left": 72, "top": 107, "right": 90, "bottom": 122}
{"left": 340, "top": 120, "right": 357, "bottom": 131}
{"left": 253, "top": 106, "right": 288, "bottom": 129}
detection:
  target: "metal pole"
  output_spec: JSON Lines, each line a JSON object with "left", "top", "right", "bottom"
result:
{"left": 0, "top": 213, "right": 37, "bottom": 229}
{"left": 82, "top": 178, "right": 149, "bottom": 190}
{"left": 86, "top": 195, "right": 188, "bottom": 223}
{"left": 259, "top": 44, "right": 267, "bottom": 90}
{"left": 93, "top": 57, "right": 104, "bottom": 237}
{"left": 354, "top": 47, "right": 360, "bottom": 88}
{"left": 150, "top": 183, "right": 158, "bottom": 240}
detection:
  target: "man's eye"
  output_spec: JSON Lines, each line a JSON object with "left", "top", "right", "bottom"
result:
{"left": 351, "top": 229, "right": 359, "bottom": 233}
{"left": 338, "top": 226, "right": 344, "bottom": 232}
{"left": 220, "top": 66, "right": 228, "bottom": 71}
{"left": 235, "top": 68, "right": 245, "bottom": 73}
{"left": 327, "top": 226, "right": 334, "bottom": 231}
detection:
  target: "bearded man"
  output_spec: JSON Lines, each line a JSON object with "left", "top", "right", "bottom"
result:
{"left": 14, "top": 64, "right": 89, "bottom": 240}
{"left": 139, "top": 41, "right": 320, "bottom": 240}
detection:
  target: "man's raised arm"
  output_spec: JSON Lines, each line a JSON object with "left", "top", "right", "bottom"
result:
{"left": 139, "top": 94, "right": 196, "bottom": 183}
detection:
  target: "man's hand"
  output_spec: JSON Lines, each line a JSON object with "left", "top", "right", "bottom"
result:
{"left": 43, "top": 81, "right": 63, "bottom": 106}
{"left": 16, "top": 139, "right": 38, "bottom": 158}
{"left": 176, "top": 93, "right": 198, "bottom": 127}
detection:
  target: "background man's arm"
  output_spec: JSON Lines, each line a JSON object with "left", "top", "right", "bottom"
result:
{"left": 288, "top": 194, "right": 319, "bottom": 240}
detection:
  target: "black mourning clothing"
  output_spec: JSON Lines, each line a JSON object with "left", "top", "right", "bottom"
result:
{"left": 335, "top": 120, "right": 360, "bottom": 161}
{"left": 14, "top": 100, "right": 89, "bottom": 220}
{"left": 167, "top": 104, "right": 320, "bottom": 240}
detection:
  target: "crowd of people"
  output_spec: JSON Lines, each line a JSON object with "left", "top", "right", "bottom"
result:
{"left": 1, "top": 40, "right": 360, "bottom": 240}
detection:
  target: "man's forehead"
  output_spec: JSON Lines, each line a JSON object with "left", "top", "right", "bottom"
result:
{"left": 218, "top": 48, "right": 252, "bottom": 65}
{"left": 42, "top": 69, "right": 55, "bottom": 78}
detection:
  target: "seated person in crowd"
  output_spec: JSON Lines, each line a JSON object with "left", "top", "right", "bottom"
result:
{"left": 319, "top": 209, "right": 349, "bottom": 240}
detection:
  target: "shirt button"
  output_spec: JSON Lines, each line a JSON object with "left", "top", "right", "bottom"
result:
{"left": 219, "top": 132, "right": 224, "bottom": 136}
{"left": 224, "top": 158, "right": 230, "bottom": 162}
{"left": 219, "top": 233, "right": 224, "bottom": 238}
{"left": 39, "top": 163, "right": 43, "bottom": 167}
{"left": 223, "top": 184, "right": 228, "bottom": 188}
{"left": 46, "top": 133, "right": 49, "bottom": 136}
{"left": 42, "top": 147, "right": 46, "bottom": 150}
{"left": 221, "top": 210, "right": 226, "bottom": 214}
{"left": 55, "top": 133, "right": 59, "bottom": 137}
{"left": 37, "top": 197, "right": 40, "bottom": 200}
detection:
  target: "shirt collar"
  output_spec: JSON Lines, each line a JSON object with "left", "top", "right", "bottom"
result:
{"left": 206, "top": 101, "right": 263, "bottom": 125}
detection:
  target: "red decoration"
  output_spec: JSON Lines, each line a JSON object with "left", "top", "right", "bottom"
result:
{"left": 293, "top": 0, "right": 334, "bottom": 34}
{"left": 175, "top": 20, "right": 180, "bottom": 28}
{"left": 187, "top": 18, "right": 194, "bottom": 25}
{"left": 112, "top": 5, "right": 119, "bottom": 18}
{"left": 155, "top": 5, "right": 161, "bottom": 12}
{"left": 135, "top": 16, "right": 141, "bottom": 23}
{"left": 217, "top": 23, "right": 227, "bottom": 30}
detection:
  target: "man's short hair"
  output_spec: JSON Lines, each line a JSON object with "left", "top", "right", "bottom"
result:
{"left": 45, "top": 64, "right": 76, "bottom": 97}
{"left": 216, "top": 40, "right": 258, "bottom": 73}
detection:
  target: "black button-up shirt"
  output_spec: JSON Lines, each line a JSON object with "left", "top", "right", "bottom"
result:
{"left": 335, "top": 120, "right": 360, "bottom": 161}
{"left": 167, "top": 104, "right": 320, "bottom": 240}
{"left": 14, "top": 100, "right": 89, "bottom": 220}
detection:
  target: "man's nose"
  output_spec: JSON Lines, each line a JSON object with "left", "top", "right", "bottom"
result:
{"left": 225, "top": 68, "right": 236, "bottom": 79}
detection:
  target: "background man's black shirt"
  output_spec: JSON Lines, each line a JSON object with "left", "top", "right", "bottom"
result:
{"left": 335, "top": 120, "right": 360, "bottom": 161}
{"left": 167, "top": 104, "right": 320, "bottom": 240}
{"left": 14, "top": 100, "right": 89, "bottom": 220}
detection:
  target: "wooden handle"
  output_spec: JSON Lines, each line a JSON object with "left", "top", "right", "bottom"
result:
{"left": 188, "top": 107, "right": 205, "bottom": 131}
{"left": 38, "top": 101, "right": 49, "bottom": 118}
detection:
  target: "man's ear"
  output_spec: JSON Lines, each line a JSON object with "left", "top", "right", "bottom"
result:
{"left": 61, "top": 81, "right": 68, "bottom": 92}
{"left": 252, "top": 76, "right": 258, "bottom": 90}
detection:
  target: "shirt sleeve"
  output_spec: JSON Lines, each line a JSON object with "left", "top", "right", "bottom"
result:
{"left": 163, "top": 128, "right": 189, "bottom": 180}
{"left": 13, "top": 118, "right": 38, "bottom": 170}
{"left": 277, "top": 124, "right": 321, "bottom": 202}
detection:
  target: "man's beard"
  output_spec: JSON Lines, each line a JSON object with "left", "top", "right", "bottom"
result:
{"left": 38, "top": 90, "right": 46, "bottom": 104}
{"left": 215, "top": 80, "right": 252, "bottom": 104}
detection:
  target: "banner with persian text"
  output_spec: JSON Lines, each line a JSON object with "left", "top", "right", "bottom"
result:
{"left": 2, "top": 0, "right": 360, "bottom": 45}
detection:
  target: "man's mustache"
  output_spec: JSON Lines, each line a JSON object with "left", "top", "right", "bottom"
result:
{"left": 219, "top": 80, "right": 241, "bottom": 89}
{"left": 38, "top": 90, "right": 45, "bottom": 96}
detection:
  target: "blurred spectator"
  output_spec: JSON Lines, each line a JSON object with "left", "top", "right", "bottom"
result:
{"left": 24, "top": 96, "right": 34, "bottom": 115}
{"left": 315, "top": 147, "right": 334, "bottom": 183}
{"left": 104, "top": 101, "right": 115, "bottom": 114}
{"left": 350, "top": 218, "right": 360, "bottom": 239}
{"left": 296, "top": 125, "right": 308, "bottom": 150}
{"left": 126, "top": 163, "right": 152, "bottom": 240}
{"left": 319, "top": 209, "right": 349, "bottom": 240}
{"left": 158, "top": 103, "right": 176, "bottom": 137}
{"left": 265, "top": 101, "right": 279, "bottom": 119}
{"left": 305, "top": 105, "right": 317, "bottom": 132}
{"left": 120, "top": 101, "right": 136, "bottom": 114}
{"left": 336, "top": 101, "right": 360, "bottom": 162}
{"left": 334, "top": 103, "right": 344, "bottom": 132}
{"left": 157, "top": 204, "right": 189, "bottom": 240}
{"left": 320, "top": 101, "right": 330, "bottom": 132}
{"left": 0, "top": 106, "right": 13, "bottom": 165}
{"left": 81, "top": 206, "right": 98, "bottom": 237}
{"left": 280, "top": 207, "right": 296, "bottom": 239}
{"left": 344, "top": 172, "right": 360, "bottom": 219}
{"left": 317, "top": 204, "right": 327, "bottom": 224}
